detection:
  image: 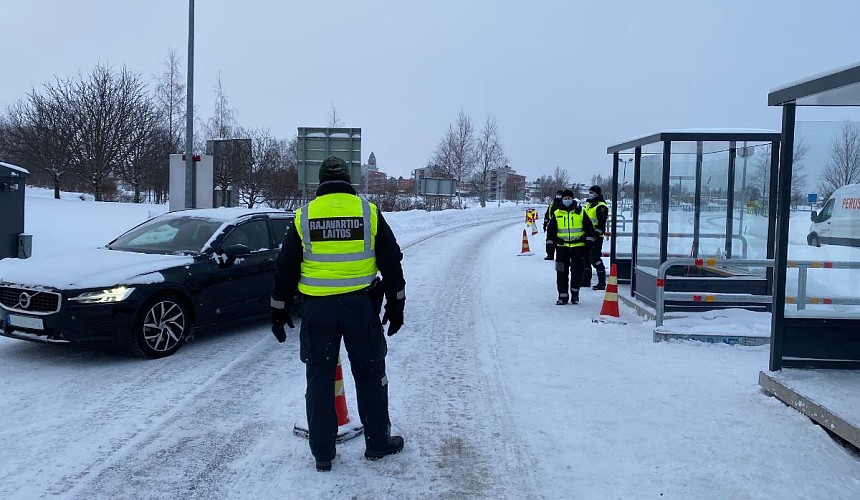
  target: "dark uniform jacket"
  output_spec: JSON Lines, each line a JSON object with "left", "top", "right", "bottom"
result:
{"left": 543, "top": 198, "right": 563, "bottom": 230}
{"left": 272, "top": 181, "right": 406, "bottom": 303}
{"left": 546, "top": 202, "right": 596, "bottom": 245}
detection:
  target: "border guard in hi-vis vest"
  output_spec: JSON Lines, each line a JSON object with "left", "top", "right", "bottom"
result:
{"left": 271, "top": 155, "right": 406, "bottom": 472}
{"left": 547, "top": 189, "right": 595, "bottom": 305}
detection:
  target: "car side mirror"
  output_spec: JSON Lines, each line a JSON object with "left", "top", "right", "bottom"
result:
{"left": 222, "top": 244, "right": 251, "bottom": 258}
{"left": 810, "top": 210, "right": 818, "bottom": 222}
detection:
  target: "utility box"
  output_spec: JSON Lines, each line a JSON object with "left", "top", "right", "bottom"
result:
{"left": 297, "top": 127, "right": 362, "bottom": 199}
{"left": 168, "top": 154, "right": 214, "bottom": 212}
{"left": 0, "top": 162, "right": 30, "bottom": 260}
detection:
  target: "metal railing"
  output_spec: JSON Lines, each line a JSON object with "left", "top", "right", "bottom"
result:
{"left": 788, "top": 260, "right": 860, "bottom": 310}
{"left": 655, "top": 258, "right": 860, "bottom": 327}
{"left": 655, "top": 258, "right": 774, "bottom": 327}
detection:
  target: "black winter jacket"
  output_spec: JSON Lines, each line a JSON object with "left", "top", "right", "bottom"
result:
{"left": 271, "top": 181, "right": 406, "bottom": 304}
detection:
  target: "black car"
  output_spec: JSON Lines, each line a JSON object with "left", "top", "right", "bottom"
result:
{"left": 0, "top": 208, "right": 294, "bottom": 358}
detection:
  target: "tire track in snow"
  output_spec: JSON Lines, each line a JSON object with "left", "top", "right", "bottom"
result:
{"left": 390, "top": 219, "right": 537, "bottom": 498}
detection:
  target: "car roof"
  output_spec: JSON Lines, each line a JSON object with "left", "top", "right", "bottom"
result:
{"left": 160, "top": 207, "right": 293, "bottom": 223}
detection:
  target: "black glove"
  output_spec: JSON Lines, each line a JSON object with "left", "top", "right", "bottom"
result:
{"left": 271, "top": 305, "right": 294, "bottom": 343}
{"left": 382, "top": 298, "right": 405, "bottom": 336}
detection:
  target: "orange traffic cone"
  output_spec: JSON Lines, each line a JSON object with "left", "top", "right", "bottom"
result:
{"left": 593, "top": 264, "right": 626, "bottom": 324}
{"left": 293, "top": 353, "right": 364, "bottom": 443}
{"left": 517, "top": 228, "right": 534, "bottom": 256}
{"left": 334, "top": 354, "right": 351, "bottom": 426}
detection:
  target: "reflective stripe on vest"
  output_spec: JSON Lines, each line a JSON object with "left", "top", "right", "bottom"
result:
{"left": 554, "top": 209, "right": 585, "bottom": 247}
{"left": 296, "top": 194, "right": 379, "bottom": 296}
{"left": 586, "top": 200, "right": 607, "bottom": 226}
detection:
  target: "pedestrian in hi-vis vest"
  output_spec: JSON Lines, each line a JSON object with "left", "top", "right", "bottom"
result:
{"left": 581, "top": 185, "right": 609, "bottom": 290}
{"left": 270, "top": 156, "right": 406, "bottom": 472}
{"left": 547, "top": 189, "right": 596, "bottom": 305}
{"left": 543, "top": 190, "right": 564, "bottom": 260}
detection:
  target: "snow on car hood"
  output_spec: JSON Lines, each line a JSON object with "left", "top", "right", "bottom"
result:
{"left": 0, "top": 248, "right": 195, "bottom": 290}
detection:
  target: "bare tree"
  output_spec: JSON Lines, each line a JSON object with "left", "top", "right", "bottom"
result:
{"left": 237, "top": 128, "right": 281, "bottom": 208}
{"left": 115, "top": 122, "right": 172, "bottom": 203}
{"left": 5, "top": 80, "right": 78, "bottom": 198}
{"left": 473, "top": 116, "right": 505, "bottom": 207}
{"left": 819, "top": 120, "right": 860, "bottom": 199}
{"left": 205, "top": 74, "right": 237, "bottom": 139}
{"left": 69, "top": 64, "right": 154, "bottom": 201}
{"left": 261, "top": 135, "right": 300, "bottom": 209}
{"left": 553, "top": 166, "right": 571, "bottom": 192}
{"left": 430, "top": 110, "right": 477, "bottom": 207}
{"left": 153, "top": 49, "right": 185, "bottom": 151}
{"left": 328, "top": 103, "right": 344, "bottom": 128}
{"left": 752, "top": 139, "right": 808, "bottom": 206}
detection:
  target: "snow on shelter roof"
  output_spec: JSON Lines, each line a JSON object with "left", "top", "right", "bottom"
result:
{"left": 0, "top": 161, "right": 31, "bottom": 176}
{"left": 606, "top": 128, "right": 781, "bottom": 154}
{"left": 768, "top": 61, "right": 860, "bottom": 106}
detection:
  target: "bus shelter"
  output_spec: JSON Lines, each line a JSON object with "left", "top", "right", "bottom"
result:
{"left": 768, "top": 63, "right": 860, "bottom": 370}
{"left": 606, "top": 130, "right": 781, "bottom": 311}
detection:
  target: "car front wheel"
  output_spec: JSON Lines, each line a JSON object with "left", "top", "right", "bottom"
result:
{"left": 808, "top": 233, "right": 821, "bottom": 247}
{"left": 130, "top": 294, "right": 190, "bottom": 358}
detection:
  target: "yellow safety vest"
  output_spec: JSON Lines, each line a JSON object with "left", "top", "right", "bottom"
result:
{"left": 553, "top": 208, "right": 585, "bottom": 248}
{"left": 585, "top": 200, "right": 608, "bottom": 227}
{"left": 295, "top": 193, "right": 379, "bottom": 296}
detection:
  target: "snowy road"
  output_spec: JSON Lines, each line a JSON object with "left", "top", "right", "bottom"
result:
{"left": 0, "top": 214, "right": 538, "bottom": 499}
{"left": 2, "top": 204, "right": 860, "bottom": 499}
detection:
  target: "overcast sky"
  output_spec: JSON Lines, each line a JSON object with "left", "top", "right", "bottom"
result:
{"left": 3, "top": 0, "right": 860, "bottom": 182}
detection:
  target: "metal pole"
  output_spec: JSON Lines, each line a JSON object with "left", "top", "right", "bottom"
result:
{"left": 184, "top": 0, "right": 195, "bottom": 209}
{"left": 610, "top": 152, "right": 619, "bottom": 269}
{"left": 692, "top": 141, "right": 703, "bottom": 258}
{"left": 726, "top": 141, "right": 737, "bottom": 258}
{"left": 770, "top": 104, "right": 795, "bottom": 372}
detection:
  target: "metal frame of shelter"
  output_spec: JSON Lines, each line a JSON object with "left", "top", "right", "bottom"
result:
{"left": 606, "top": 130, "right": 781, "bottom": 311}
{"left": 768, "top": 63, "right": 860, "bottom": 371}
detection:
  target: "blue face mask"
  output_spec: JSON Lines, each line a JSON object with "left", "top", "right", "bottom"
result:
{"left": 587, "top": 193, "right": 596, "bottom": 200}
{"left": 562, "top": 199, "right": 574, "bottom": 207}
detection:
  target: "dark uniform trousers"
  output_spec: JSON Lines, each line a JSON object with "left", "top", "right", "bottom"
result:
{"left": 582, "top": 237, "right": 606, "bottom": 286}
{"left": 300, "top": 292, "right": 390, "bottom": 458}
{"left": 555, "top": 245, "right": 586, "bottom": 296}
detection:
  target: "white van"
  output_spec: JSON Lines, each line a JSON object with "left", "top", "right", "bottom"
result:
{"left": 808, "top": 184, "right": 860, "bottom": 247}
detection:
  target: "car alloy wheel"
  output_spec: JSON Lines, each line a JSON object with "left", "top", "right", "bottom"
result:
{"left": 132, "top": 295, "right": 189, "bottom": 358}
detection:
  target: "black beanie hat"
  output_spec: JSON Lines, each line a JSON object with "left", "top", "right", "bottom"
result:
{"left": 319, "top": 155, "right": 351, "bottom": 183}
{"left": 561, "top": 189, "right": 574, "bottom": 198}
{"left": 589, "top": 185, "right": 602, "bottom": 195}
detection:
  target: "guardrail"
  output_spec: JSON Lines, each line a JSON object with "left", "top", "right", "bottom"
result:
{"left": 655, "top": 258, "right": 774, "bottom": 327}
{"left": 654, "top": 258, "right": 860, "bottom": 327}
{"left": 788, "top": 260, "right": 860, "bottom": 310}
{"left": 605, "top": 232, "right": 750, "bottom": 259}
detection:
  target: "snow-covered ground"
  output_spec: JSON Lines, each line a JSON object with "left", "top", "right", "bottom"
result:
{"left": 1, "top": 189, "right": 859, "bottom": 499}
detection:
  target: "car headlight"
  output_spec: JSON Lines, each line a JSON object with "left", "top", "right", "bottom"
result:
{"left": 69, "top": 286, "right": 136, "bottom": 304}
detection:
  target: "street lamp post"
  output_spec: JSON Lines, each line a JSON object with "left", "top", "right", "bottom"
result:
{"left": 184, "top": 0, "right": 195, "bottom": 209}
{"left": 619, "top": 157, "right": 633, "bottom": 208}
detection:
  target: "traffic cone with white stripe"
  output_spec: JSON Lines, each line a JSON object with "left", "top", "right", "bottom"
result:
{"left": 517, "top": 228, "right": 534, "bottom": 256}
{"left": 593, "top": 264, "right": 626, "bottom": 325}
{"left": 293, "top": 353, "right": 364, "bottom": 443}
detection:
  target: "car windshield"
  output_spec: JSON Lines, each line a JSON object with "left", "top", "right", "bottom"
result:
{"left": 108, "top": 216, "right": 223, "bottom": 255}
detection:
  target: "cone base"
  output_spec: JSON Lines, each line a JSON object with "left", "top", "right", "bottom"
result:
{"left": 591, "top": 316, "right": 627, "bottom": 325}
{"left": 293, "top": 422, "right": 365, "bottom": 444}
{"left": 517, "top": 252, "right": 535, "bottom": 256}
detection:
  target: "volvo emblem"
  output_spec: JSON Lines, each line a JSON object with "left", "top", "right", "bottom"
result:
{"left": 17, "top": 292, "right": 31, "bottom": 310}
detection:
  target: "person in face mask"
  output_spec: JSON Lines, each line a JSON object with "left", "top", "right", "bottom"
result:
{"left": 546, "top": 189, "right": 596, "bottom": 305}
{"left": 581, "top": 185, "right": 609, "bottom": 290}
{"left": 543, "top": 190, "right": 564, "bottom": 260}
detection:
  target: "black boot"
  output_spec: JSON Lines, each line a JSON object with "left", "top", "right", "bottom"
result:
{"left": 570, "top": 289, "right": 580, "bottom": 305}
{"left": 593, "top": 269, "right": 606, "bottom": 290}
{"left": 365, "top": 436, "right": 404, "bottom": 461}
{"left": 556, "top": 293, "right": 569, "bottom": 305}
{"left": 315, "top": 448, "right": 336, "bottom": 472}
